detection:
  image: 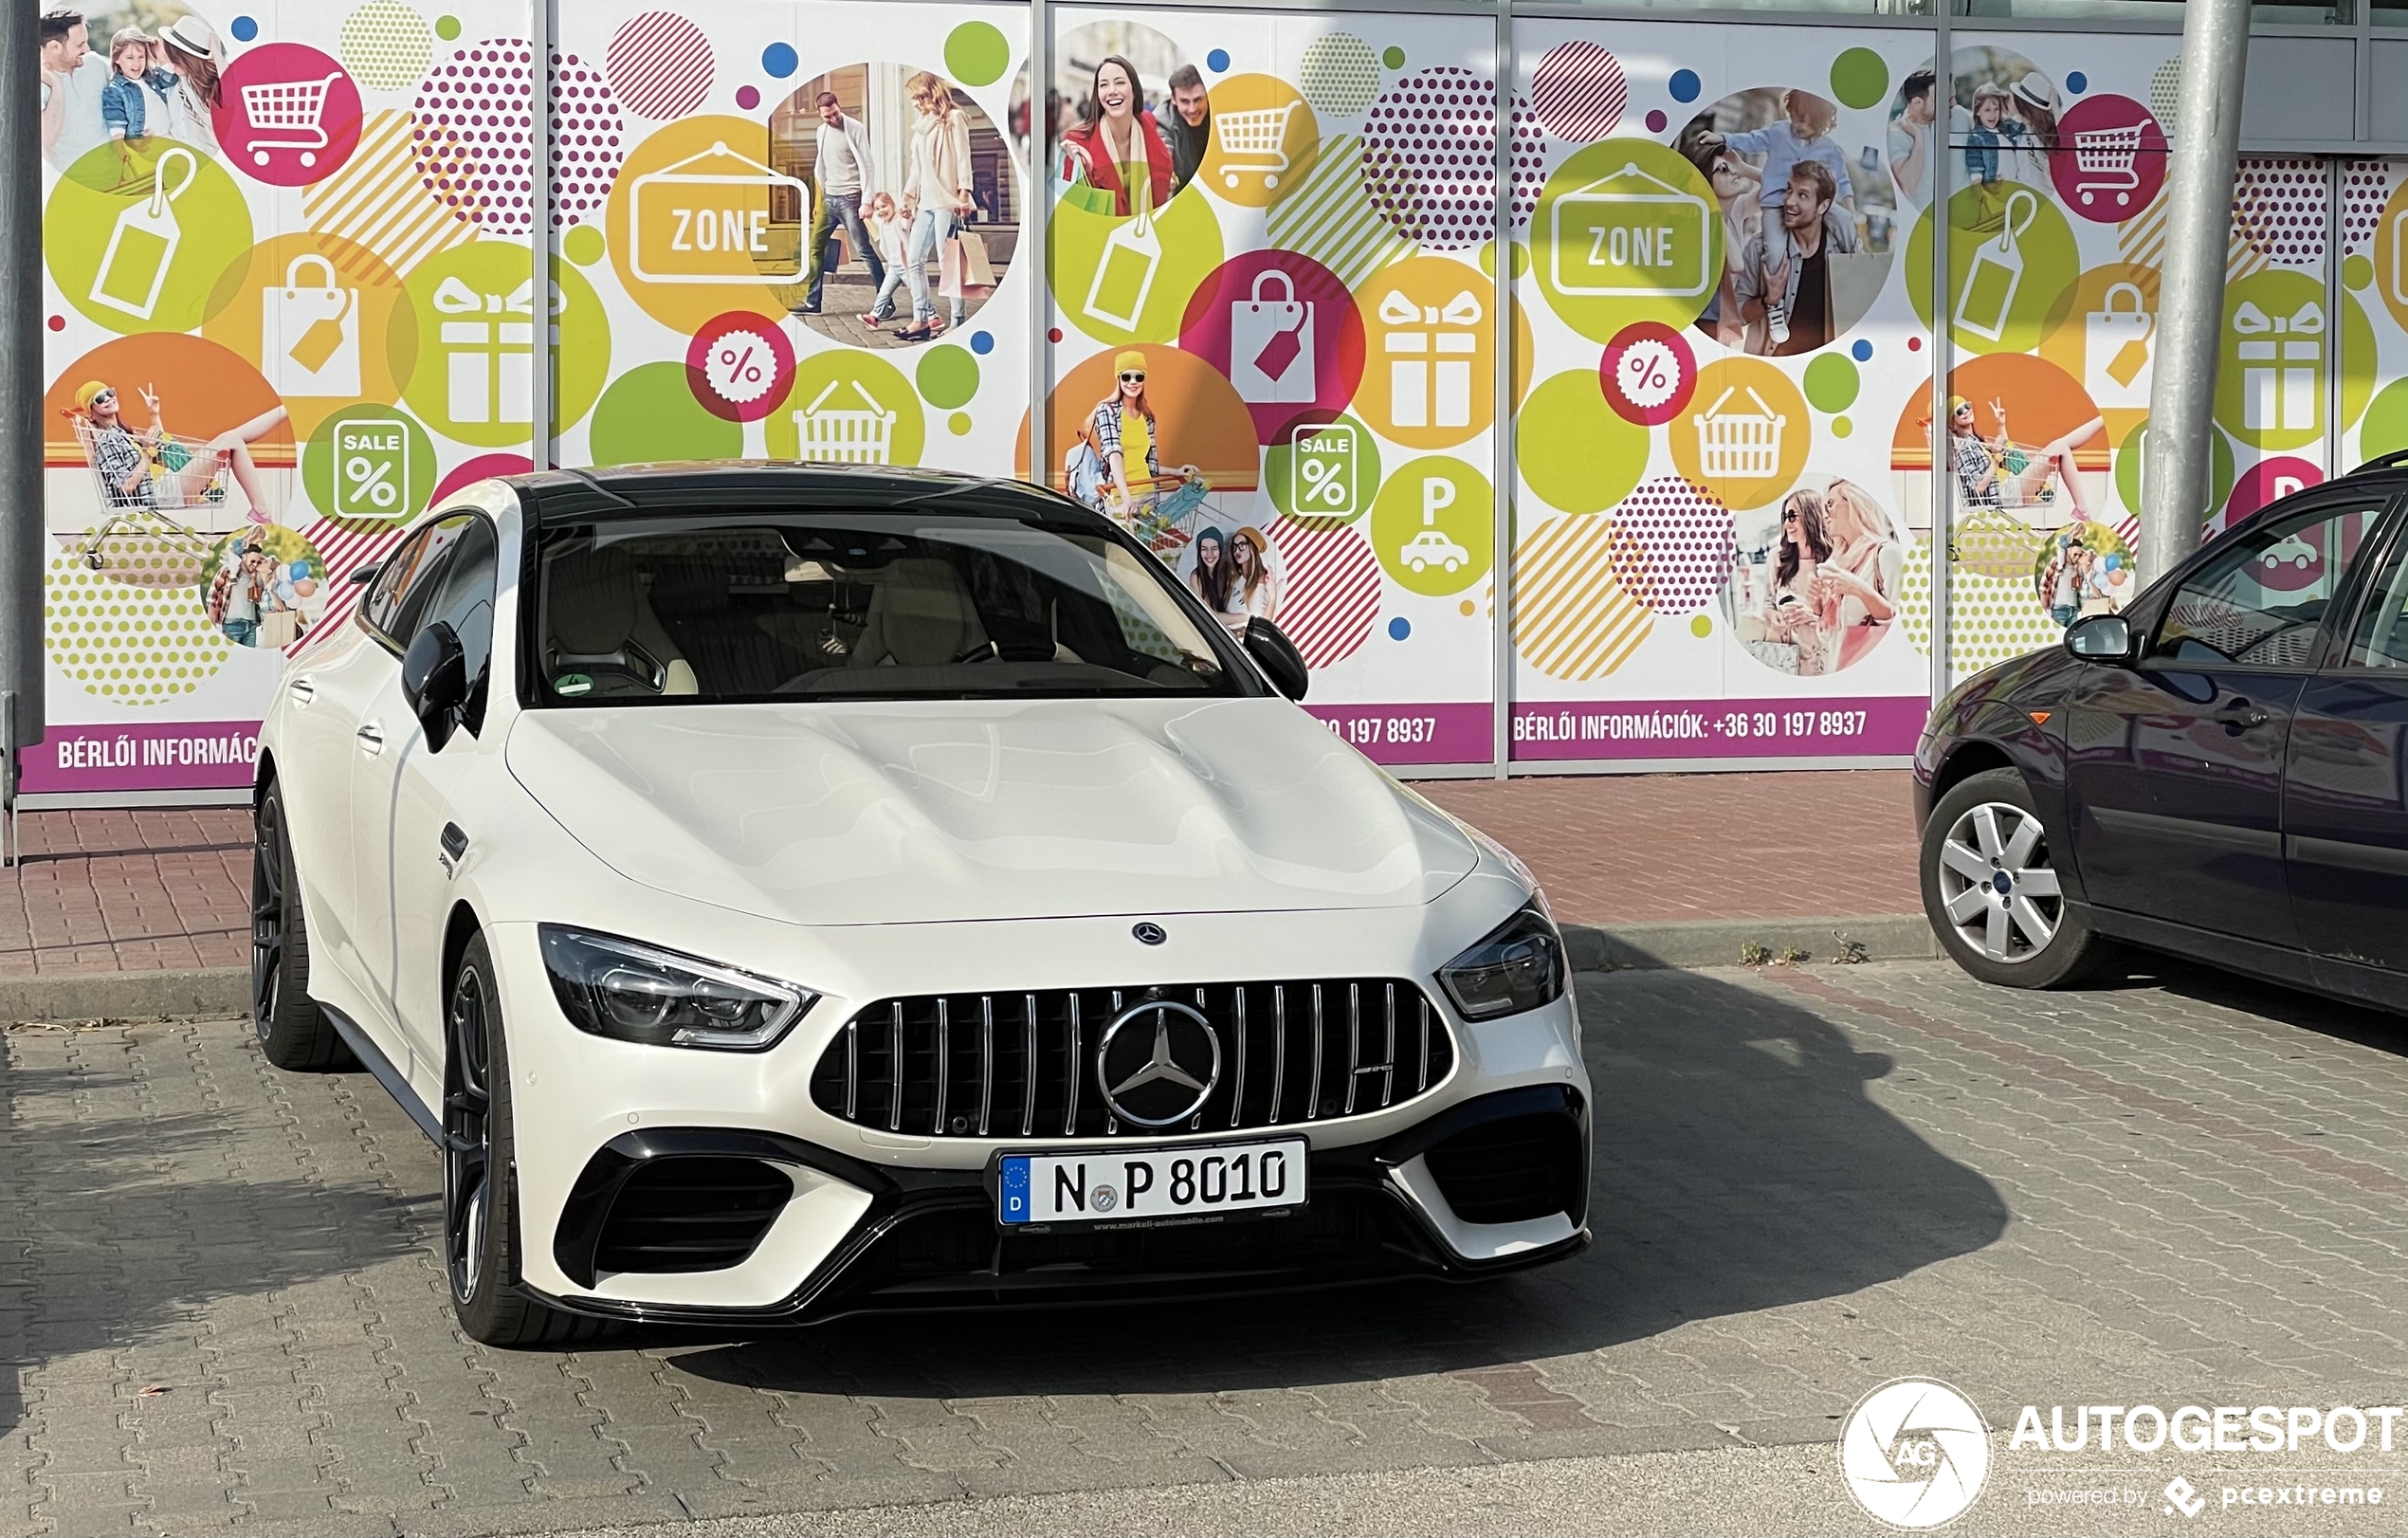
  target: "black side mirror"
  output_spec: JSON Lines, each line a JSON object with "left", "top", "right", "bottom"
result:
{"left": 403, "top": 621, "right": 468, "bottom": 752}
{"left": 1243, "top": 617, "right": 1309, "bottom": 702}
{"left": 2064, "top": 613, "right": 2136, "bottom": 665}
{"left": 347, "top": 561, "right": 381, "bottom": 586}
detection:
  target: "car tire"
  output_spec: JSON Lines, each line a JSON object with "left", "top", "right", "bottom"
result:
{"left": 252, "top": 782, "right": 353, "bottom": 1071}
{"left": 1922, "top": 767, "right": 2112, "bottom": 989}
{"left": 445, "top": 932, "right": 614, "bottom": 1348}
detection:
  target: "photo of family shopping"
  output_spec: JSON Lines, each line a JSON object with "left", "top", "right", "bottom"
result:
{"left": 766, "top": 64, "right": 1017, "bottom": 348}
{"left": 199, "top": 523, "right": 326, "bottom": 650}
{"left": 1680, "top": 85, "right": 1896, "bottom": 358}
{"left": 40, "top": 4, "right": 226, "bottom": 174}
{"left": 1883, "top": 46, "right": 2066, "bottom": 211}
{"left": 1724, "top": 474, "right": 1904, "bottom": 676}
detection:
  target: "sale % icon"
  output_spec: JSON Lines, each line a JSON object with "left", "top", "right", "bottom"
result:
{"left": 1599, "top": 320, "right": 1697, "bottom": 427}
{"left": 1287, "top": 420, "right": 1360, "bottom": 517}
{"left": 333, "top": 418, "right": 413, "bottom": 520}
{"left": 686, "top": 312, "right": 798, "bottom": 423}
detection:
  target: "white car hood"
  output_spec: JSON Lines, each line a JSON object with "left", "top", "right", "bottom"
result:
{"left": 504, "top": 698, "right": 1478, "bottom": 926}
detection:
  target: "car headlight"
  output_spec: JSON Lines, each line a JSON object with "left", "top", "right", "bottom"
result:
{"left": 1436, "top": 904, "right": 1567, "bottom": 1020}
{"left": 538, "top": 925, "right": 816, "bottom": 1051}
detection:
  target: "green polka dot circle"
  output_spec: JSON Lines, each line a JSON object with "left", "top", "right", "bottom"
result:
{"left": 45, "top": 555, "right": 231, "bottom": 704}
{"left": 1300, "top": 34, "right": 1380, "bottom": 117}
{"left": 340, "top": 1, "right": 435, "bottom": 90}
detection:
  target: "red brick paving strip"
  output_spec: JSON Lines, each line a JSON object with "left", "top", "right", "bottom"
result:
{"left": 1419, "top": 770, "right": 1921, "bottom": 925}
{"left": 0, "top": 771, "right": 1924, "bottom": 977}
{"left": 0, "top": 809, "right": 252, "bottom": 976}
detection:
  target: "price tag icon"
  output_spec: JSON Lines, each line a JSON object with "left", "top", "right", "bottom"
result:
{"left": 1290, "top": 421, "right": 1359, "bottom": 517}
{"left": 334, "top": 418, "right": 410, "bottom": 519}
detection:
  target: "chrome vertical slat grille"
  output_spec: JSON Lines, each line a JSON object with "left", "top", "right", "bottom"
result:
{"left": 809, "top": 979, "right": 1455, "bottom": 1140}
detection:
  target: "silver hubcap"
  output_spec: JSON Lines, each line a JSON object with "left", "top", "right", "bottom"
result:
{"left": 1936, "top": 801, "right": 2064, "bottom": 963}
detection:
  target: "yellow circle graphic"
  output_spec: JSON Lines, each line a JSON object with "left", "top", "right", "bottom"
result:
{"left": 1354, "top": 256, "right": 1494, "bottom": 450}
{"left": 1669, "top": 357, "right": 1810, "bottom": 510}
{"left": 605, "top": 115, "right": 803, "bottom": 335}
{"left": 202, "top": 232, "right": 418, "bottom": 442}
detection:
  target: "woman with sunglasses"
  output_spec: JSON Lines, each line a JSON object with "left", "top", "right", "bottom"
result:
{"left": 1737, "top": 489, "right": 1835, "bottom": 676}
{"left": 68, "top": 378, "right": 283, "bottom": 524}
{"left": 1069, "top": 352, "right": 1199, "bottom": 535}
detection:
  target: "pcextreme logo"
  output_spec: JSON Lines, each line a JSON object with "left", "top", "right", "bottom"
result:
{"left": 1840, "top": 1377, "right": 1993, "bottom": 1529}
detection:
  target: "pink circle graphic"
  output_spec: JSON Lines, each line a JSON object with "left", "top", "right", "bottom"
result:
{"left": 1177, "top": 250, "right": 1368, "bottom": 447}
{"left": 1608, "top": 476, "right": 1736, "bottom": 615}
{"left": 1531, "top": 41, "right": 1625, "bottom": 141}
{"left": 215, "top": 45, "right": 364, "bottom": 188}
{"left": 2343, "top": 159, "right": 2390, "bottom": 257}
{"left": 1267, "top": 515, "right": 1381, "bottom": 669}
{"left": 2233, "top": 157, "right": 2326, "bottom": 268}
{"left": 2221, "top": 455, "right": 2326, "bottom": 535}
{"left": 608, "top": 11, "right": 715, "bottom": 121}
{"left": 2047, "top": 95, "right": 2165, "bottom": 224}
{"left": 685, "top": 311, "right": 796, "bottom": 423}
{"left": 1361, "top": 67, "right": 1545, "bottom": 247}
{"left": 412, "top": 39, "right": 626, "bottom": 232}
{"left": 1600, "top": 321, "right": 1697, "bottom": 427}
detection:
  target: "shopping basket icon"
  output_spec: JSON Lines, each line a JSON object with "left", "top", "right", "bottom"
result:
{"left": 241, "top": 72, "right": 346, "bottom": 169}
{"left": 1214, "top": 102, "right": 1300, "bottom": 191}
{"left": 2071, "top": 122, "right": 2143, "bottom": 209}
{"left": 1693, "top": 386, "right": 1786, "bottom": 479}
{"left": 794, "top": 381, "right": 896, "bottom": 465}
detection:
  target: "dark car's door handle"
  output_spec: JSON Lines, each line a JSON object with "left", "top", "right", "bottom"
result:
{"left": 2214, "top": 701, "right": 2272, "bottom": 733}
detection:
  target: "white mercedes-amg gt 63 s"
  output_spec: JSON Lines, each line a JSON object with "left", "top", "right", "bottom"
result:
{"left": 251, "top": 465, "right": 1590, "bottom": 1346}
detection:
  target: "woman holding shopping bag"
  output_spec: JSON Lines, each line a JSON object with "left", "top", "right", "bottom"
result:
{"left": 895, "top": 71, "right": 976, "bottom": 342}
{"left": 1059, "top": 56, "right": 1175, "bottom": 218}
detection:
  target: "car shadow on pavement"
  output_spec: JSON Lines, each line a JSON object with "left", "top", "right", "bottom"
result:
{"left": 2112, "top": 956, "right": 2408, "bottom": 1059}
{"left": 0, "top": 1038, "right": 428, "bottom": 1439}
{"left": 674, "top": 965, "right": 2008, "bottom": 1398}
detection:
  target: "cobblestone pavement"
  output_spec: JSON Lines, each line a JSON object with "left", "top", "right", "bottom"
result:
{"left": 4, "top": 958, "right": 2403, "bottom": 1537}
{"left": 0, "top": 773, "right": 1917, "bottom": 978}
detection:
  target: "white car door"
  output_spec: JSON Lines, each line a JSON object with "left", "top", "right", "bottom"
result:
{"left": 347, "top": 514, "right": 487, "bottom": 1071}
{"left": 360, "top": 512, "right": 502, "bottom": 1081}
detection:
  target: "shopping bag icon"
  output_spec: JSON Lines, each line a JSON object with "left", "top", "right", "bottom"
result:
{"left": 2235, "top": 299, "right": 2323, "bottom": 433}
{"left": 1382, "top": 288, "right": 1482, "bottom": 430}
{"left": 629, "top": 140, "right": 806, "bottom": 284}
{"left": 1547, "top": 161, "right": 1713, "bottom": 300}
{"left": 433, "top": 274, "right": 561, "bottom": 426}
{"left": 2084, "top": 282, "right": 2153, "bottom": 409}
{"left": 1231, "top": 269, "right": 1316, "bottom": 404}
{"left": 262, "top": 253, "right": 360, "bottom": 398}
{"left": 88, "top": 146, "right": 197, "bottom": 321}
{"left": 1084, "top": 198, "right": 1161, "bottom": 331}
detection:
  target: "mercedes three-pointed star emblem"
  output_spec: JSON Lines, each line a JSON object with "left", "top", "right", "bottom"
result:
{"left": 1095, "top": 998, "right": 1222, "bottom": 1127}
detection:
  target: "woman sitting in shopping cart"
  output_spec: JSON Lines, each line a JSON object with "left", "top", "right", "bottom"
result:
{"left": 1059, "top": 55, "right": 1174, "bottom": 218}
{"left": 1065, "top": 351, "right": 1202, "bottom": 541}
{"left": 68, "top": 378, "right": 284, "bottom": 525}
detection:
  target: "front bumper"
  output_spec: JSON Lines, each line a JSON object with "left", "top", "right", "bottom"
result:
{"left": 520, "top": 1084, "right": 1590, "bottom": 1327}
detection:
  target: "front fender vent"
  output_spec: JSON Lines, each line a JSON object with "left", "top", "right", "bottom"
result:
{"left": 592, "top": 1156, "right": 792, "bottom": 1274}
{"left": 809, "top": 980, "right": 1455, "bottom": 1140}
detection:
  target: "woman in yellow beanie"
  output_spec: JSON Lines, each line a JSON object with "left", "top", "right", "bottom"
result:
{"left": 65, "top": 377, "right": 284, "bottom": 523}
{"left": 1066, "top": 350, "right": 1198, "bottom": 534}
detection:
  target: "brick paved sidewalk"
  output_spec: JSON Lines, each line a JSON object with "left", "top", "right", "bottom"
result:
{"left": 0, "top": 772, "right": 1919, "bottom": 978}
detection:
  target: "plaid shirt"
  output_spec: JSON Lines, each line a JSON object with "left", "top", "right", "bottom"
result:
{"left": 1952, "top": 432, "right": 1997, "bottom": 506}
{"left": 90, "top": 425, "right": 154, "bottom": 507}
{"left": 1085, "top": 400, "right": 1159, "bottom": 483}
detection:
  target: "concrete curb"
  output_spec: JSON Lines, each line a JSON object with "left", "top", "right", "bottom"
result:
{"left": 0, "top": 915, "right": 1938, "bottom": 1024}
{"left": 0, "top": 967, "right": 249, "bottom": 1025}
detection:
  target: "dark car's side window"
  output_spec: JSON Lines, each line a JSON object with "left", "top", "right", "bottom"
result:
{"left": 2149, "top": 503, "right": 2384, "bottom": 668}
{"left": 2344, "top": 528, "right": 2408, "bottom": 669}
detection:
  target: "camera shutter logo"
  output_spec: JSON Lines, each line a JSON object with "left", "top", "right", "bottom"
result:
{"left": 1839, "top": 1378, "right": 1990, "bottom": 1529}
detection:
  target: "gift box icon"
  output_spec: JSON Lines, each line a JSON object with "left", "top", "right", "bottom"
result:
{"left": 2234, "top": 298, "right": 2323, "bottom": 434}
{"left": 433, "top": 273, "right": 562, "bottom": 427}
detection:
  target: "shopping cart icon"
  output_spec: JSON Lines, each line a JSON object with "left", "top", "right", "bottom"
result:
{"left": 2071, "top": 122, "right": 2143, "bottom": 209}
{"left": 794, "top": 380, "right": 896, "bottom": 465}
{"left": 1693, "top": 386, "right": 1786, "bottom": 480}
{"left": 241, "top": 71, "right": 346, "bottom": 169}
{"left": 1214, "top": 102, "right": 1301, "bottom": 192}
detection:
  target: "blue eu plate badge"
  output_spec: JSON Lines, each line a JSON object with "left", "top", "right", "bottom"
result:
{"left": 999, "top": 1157, "right": 1031, "bottom": 1224}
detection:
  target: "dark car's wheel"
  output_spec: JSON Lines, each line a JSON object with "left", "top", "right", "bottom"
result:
{"left": 252, "top": 783, "right": 352, "bottom": 1071}
{"left": 445, "top": 932, "right": 611, "bottom": 1348}
{"left": 1922, "top": 767, "right": 2111, "bottom": 989}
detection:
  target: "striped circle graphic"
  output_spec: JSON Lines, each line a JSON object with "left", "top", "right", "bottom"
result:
{"left": 1514, "top": 514, "right": 1651, "bottom": 682}
{"left": 1268, "top": 516, "right": 1381, "bottom": 668}
{"left": 1530, "top": 41, "right": 1625, "bottom": 141}
{"left": 608, "top": 11, "right": 715, "bottom": 122}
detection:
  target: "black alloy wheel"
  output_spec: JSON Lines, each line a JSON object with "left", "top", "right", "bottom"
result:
{"left": 251, "top": 783, "right": 349, "bottom": 1070}
{"left": 445, "top": 961, "right": 496, "bottom": 1307}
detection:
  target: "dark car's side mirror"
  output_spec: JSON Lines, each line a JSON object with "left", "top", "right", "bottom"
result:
{"left": 346, "top": 561, "right": 381, "bottom": 586}
{"left": 1243, "top": 617, "right": 1309, "bottom": 702}
{"left": 2064, "top": 613, "right": 2136, "bottom": 665}
{"left": 403, "top": 621, "right": 468, "bottom": 752}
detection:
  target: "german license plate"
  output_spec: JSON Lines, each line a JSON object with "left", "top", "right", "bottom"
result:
{"left": 997, "top": 1138, "right": 1307, "bottom": 1229}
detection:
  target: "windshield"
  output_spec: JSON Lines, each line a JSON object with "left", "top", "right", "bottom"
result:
{"left": 527, "top": 510, "right": 1252, "bottom": 705}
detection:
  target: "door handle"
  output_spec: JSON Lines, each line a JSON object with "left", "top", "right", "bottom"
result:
{"left": 356, "top": 723, "right": 385, "bottom": 755}
{"left": 2214, "top": 700, "right": 2272, "bottom": 734}
{"left": 287, "top": 677, "right": 315, "bottom": 705}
